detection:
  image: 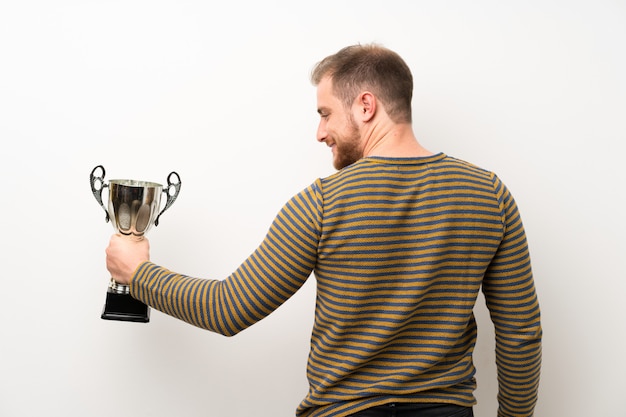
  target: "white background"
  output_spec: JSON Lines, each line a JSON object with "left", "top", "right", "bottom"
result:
{"left": 1, "top": 1, "right": 624, "bottom": 416}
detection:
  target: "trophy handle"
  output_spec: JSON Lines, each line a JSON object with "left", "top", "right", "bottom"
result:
{"left": 154, "top": 171, "right": 181, "bottom": 226}
{"left": 90, "top": 165, "right": 110, "bottom": 223}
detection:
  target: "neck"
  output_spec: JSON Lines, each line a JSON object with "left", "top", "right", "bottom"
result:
{"left": 361, "top": 122, "right": 433, "bottom": 158}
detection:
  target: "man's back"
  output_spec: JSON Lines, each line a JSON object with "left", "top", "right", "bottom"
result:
{"left": 297, "top": 153, "right": 541, "bottom": 416}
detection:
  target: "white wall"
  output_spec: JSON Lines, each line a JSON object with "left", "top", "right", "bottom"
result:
{"left": 1, "top": 1, "right": 624, "bottom": 416}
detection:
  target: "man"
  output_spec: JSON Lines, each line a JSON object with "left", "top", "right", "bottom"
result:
{"left": 106, "top": 44, "right": 542, "bottom": 417}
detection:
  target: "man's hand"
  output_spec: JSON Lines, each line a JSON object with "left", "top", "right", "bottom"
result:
{"left": 106, "top": 234, "right": 150, "bottom": 285}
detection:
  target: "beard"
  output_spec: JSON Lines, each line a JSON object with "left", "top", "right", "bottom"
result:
{"left": 333, "top": 117, "right": 363, "bottom": 170}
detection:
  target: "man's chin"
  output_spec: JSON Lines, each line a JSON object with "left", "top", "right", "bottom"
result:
{"left": 332, "top": 146, "right": 362, "bottom": 170}
{"left": 333, "top": 158, "right": 353, "bottom": 170}
{"left": 333, "top": 155, "right": 345, "bottom": 170}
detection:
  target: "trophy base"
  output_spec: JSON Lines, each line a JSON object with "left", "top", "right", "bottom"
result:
{"left": 101, "top": 289, "right": 150, "bottom": 323}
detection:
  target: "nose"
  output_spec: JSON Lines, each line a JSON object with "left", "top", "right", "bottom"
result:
{"left": 316, "top": 120, "right": 327, "bottom": 143}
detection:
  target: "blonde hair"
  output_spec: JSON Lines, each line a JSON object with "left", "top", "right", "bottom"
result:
{"left": 311, "top": 44, "right": 413, "bottom": 123}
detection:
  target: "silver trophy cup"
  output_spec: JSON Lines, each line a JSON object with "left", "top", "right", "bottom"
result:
{"left": 90, "top": 165, "right": 181, "bottom": 322}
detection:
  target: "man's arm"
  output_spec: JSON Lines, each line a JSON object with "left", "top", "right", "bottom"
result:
{"left": 107, "top": 183, "right": 323, "bottom": 335}
{"left": 482, "top": 177, "right": 542, "bottom": 417}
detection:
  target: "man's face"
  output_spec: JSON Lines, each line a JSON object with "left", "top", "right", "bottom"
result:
{"left": 316, "top": 77, "right": 363, "bottom": 170}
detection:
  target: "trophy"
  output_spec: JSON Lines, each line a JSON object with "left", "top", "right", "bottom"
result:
{"left": 90, "top": 165, "right": 181, "bottom": 323}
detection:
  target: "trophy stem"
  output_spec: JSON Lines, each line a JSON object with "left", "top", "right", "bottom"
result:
{"left": 108, "top": 278, "right": 130, "bottom": 294}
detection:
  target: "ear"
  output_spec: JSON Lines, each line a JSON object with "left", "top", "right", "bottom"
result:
{"left": 356, "top": 92, "right": 376, "bottom": 122}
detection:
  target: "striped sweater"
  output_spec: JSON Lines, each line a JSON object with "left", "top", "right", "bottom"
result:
{"left": 131, "top": 153, "right": 542, "bottom": 417}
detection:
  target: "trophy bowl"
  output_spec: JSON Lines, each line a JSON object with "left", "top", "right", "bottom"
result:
{"left": 90, "top": 165, "right": 181, "bottom": 323}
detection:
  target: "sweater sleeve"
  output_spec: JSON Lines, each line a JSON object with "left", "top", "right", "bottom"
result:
{"left": 482, "top": 175, "right": 542, "bottom": 416}
{"left": 129, "top": 183, "right": 323, "bottom": 336}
